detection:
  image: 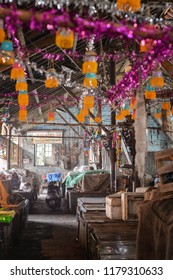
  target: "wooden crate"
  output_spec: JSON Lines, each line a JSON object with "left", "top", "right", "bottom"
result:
{"left": 67, "top": 190, "right": 106, "bottom": 214}
{"left": 121, "top": 192, "right": 144, "bottom": 221}
{"left": 105, "top": 193, "right": 122, "bottom": 220}
{"left": 155, "top": 148, "right": 173, "bottom": 193}
{"left": 87, "top": 222, "right": 138, "bottom": 260}
{"left": 78, "top": 210, "right": 114, "bottom": 256}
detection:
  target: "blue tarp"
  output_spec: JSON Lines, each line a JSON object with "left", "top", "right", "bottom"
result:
{"left": 46, "top": 173, "right": 62, "bottom": 182}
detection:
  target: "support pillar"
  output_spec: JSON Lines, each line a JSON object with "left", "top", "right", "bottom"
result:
{"left": 6, "top": 125, "right": 12, "bottom": 170}
{"left": 97, "top": 99, "right": 102, "bottom": 169}
{"left": 110, "top": 60, "right": 117, "bottom": 192}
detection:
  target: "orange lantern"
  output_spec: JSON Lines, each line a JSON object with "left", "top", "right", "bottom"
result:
{"left": 83, "top": 96, "right": 95, "bottom": 108}
{"left": 55, "top": 28, "right": 74, "bottom": 49}
{"left": 16, "top": 78, "right": 28, "bottom": 91}
{"left": 0, "top": 51, "right": 14, "bottom": 65}
{"left": 117, "top": 0, "right": 141, "bottom": 12}
{"left": 18, "top": 93, "right": 29, "bottom": 106}
{"left": 82, "top": 51, "right": 98, "bottom": 74}
{"left": 48, "top": 112, "right": 55, "bottom": 121}
{"left": 45, "top": 77, "right": 58, "bottom": 88}
{"left": 18, "top": 107, "right": 27, "bottom": 122}
{"left": 1, "top": 40, "right": 14, "bottom": 65}
{"left": 45, "top": 68, "right": 58, "bottom": 88}
{"left": 11, "top": 62, "right": 25, "bottom": 80}
{"left": 95, "top": 115, "right": 101, "bottom": 123}
{"left": 116, "top": 114, "right": 124, "bottom": 121}
{"left": 0, "top": 20, "right": 5, "bottom": 43}
{"left": 76, "top": 114, "right": 85, "bottom": 123}
{"left": 162, "top": 102, "right": 171, "bottom": 110}
{"left": 83, "top": 73, "right": 98, "bottom": 88}
{"left": 150, "top": 70, "right": 164, "bottom": 87}
{"left": 144, "top": 83, "right": 156, "bottom": 99}
{"left": 120, "top": 109, "right": 131, "bottom": 117}
{"left": 140, "top": 39, "right": 153, "bottom": 52}
{"left": 154, "top": 113, "right": 161, "bottom": 119}
{"left": 80, "top": 108, "right": 89, "bottom": 116}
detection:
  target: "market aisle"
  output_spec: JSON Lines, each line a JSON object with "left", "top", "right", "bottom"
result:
{"left": 7, "top": 195, "right": 86, "bottom": 260}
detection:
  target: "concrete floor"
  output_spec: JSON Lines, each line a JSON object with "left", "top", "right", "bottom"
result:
{"left": 8, "top": 195, "right": 86, "bottom": 260}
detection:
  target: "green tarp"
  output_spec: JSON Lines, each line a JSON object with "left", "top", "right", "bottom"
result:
{"left": 68, "top": 169, "right": 110, "bottom": 187}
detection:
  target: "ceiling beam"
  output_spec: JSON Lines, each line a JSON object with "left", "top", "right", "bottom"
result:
{"left": 161, "top": 60, "right": 173, "bottom": 78}
{"left": 55, "top": 110, "right": 81, "bottom": 137}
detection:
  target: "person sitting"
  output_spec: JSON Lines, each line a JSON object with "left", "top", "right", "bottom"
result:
{"left": 11, "top": 172, "right": 21, "bottom": 190}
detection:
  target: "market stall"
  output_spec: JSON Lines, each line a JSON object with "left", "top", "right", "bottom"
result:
{"left": 0, "top": 180, "right": 29, "bottom": 257}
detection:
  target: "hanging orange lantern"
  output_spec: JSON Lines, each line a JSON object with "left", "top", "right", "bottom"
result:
{"left": 83, "top": 73, "right": 98, "bottom": 88}
{"left": 140, "top": 39, "right": 153, "bottom": 52}
{"left": 80, "top": 108, "right": 89, "bottom": 116}
{"left": 18, "top": 107, "right": 27, "bottom": 122}
{"left": 15, "top": 78, "right": 28, "bottom": 91}
{"left": 120, "top": 109, "right": 131, "bottom": 117}
{"left": 117, "top": 0, "right": 141, "bottom": 12}
{"left": 0, "top": 20, "right": 5, "bottom": 43}
{"left": 45, "top": 68, "right": 58, "bottom": 88}
{"left": 150, "top": 70, "right": 164, "bottom": 87}
{"left": 11, "top": 62, "right": 25, "bottom": 80}
{"left": 95, "top": 115, "right": 102, "bottom": 123}
{"left": 144, "top": 83, "right": 156, "bottom": 99}
{"left": 0, "top": 51, "right": 14, "bottom": 65}
{"left": 83, "top": 95, "right": 95, "bottom": 108}
{"left": 162, "top": 102, "right": 171, "bottom": 110}
{"left": 82, "top": 51, "right": 98, "bottom": 88}
{"left": 82, "top": 51, "right": 98, "bottom": 74}
{"left": 45, "top": 77, "right": 58, "bottom": 88}
{"left": 0, "top": 40, "right": 14, "bottom": 65}
{"left": 154, "top": 112, "right": 161, "bottom": 119}
{"left": 18, "top": 93, "right": 29, "bottom": 106}
{"left": 55, "top": 28, "right": 74, "bottom": 49}
{"left": 48, "top": 112, "right": 55, "bottom": 121}
{"left": 76, "top": 114, "right": 85, "bottom": 123}
{"left": 116, "top": 114, "right": 124, "bottom": 121}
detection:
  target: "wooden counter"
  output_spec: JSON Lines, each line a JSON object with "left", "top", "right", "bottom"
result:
{"left": 0, "top": 219, "right": 14, "bottom": 259}
{"left": 2, "top": 199, "right": 29, "bottom": 243}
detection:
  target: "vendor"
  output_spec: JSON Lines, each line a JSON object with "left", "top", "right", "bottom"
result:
{"left": 10, "top": 172, "right": 21, "bottom": 190}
